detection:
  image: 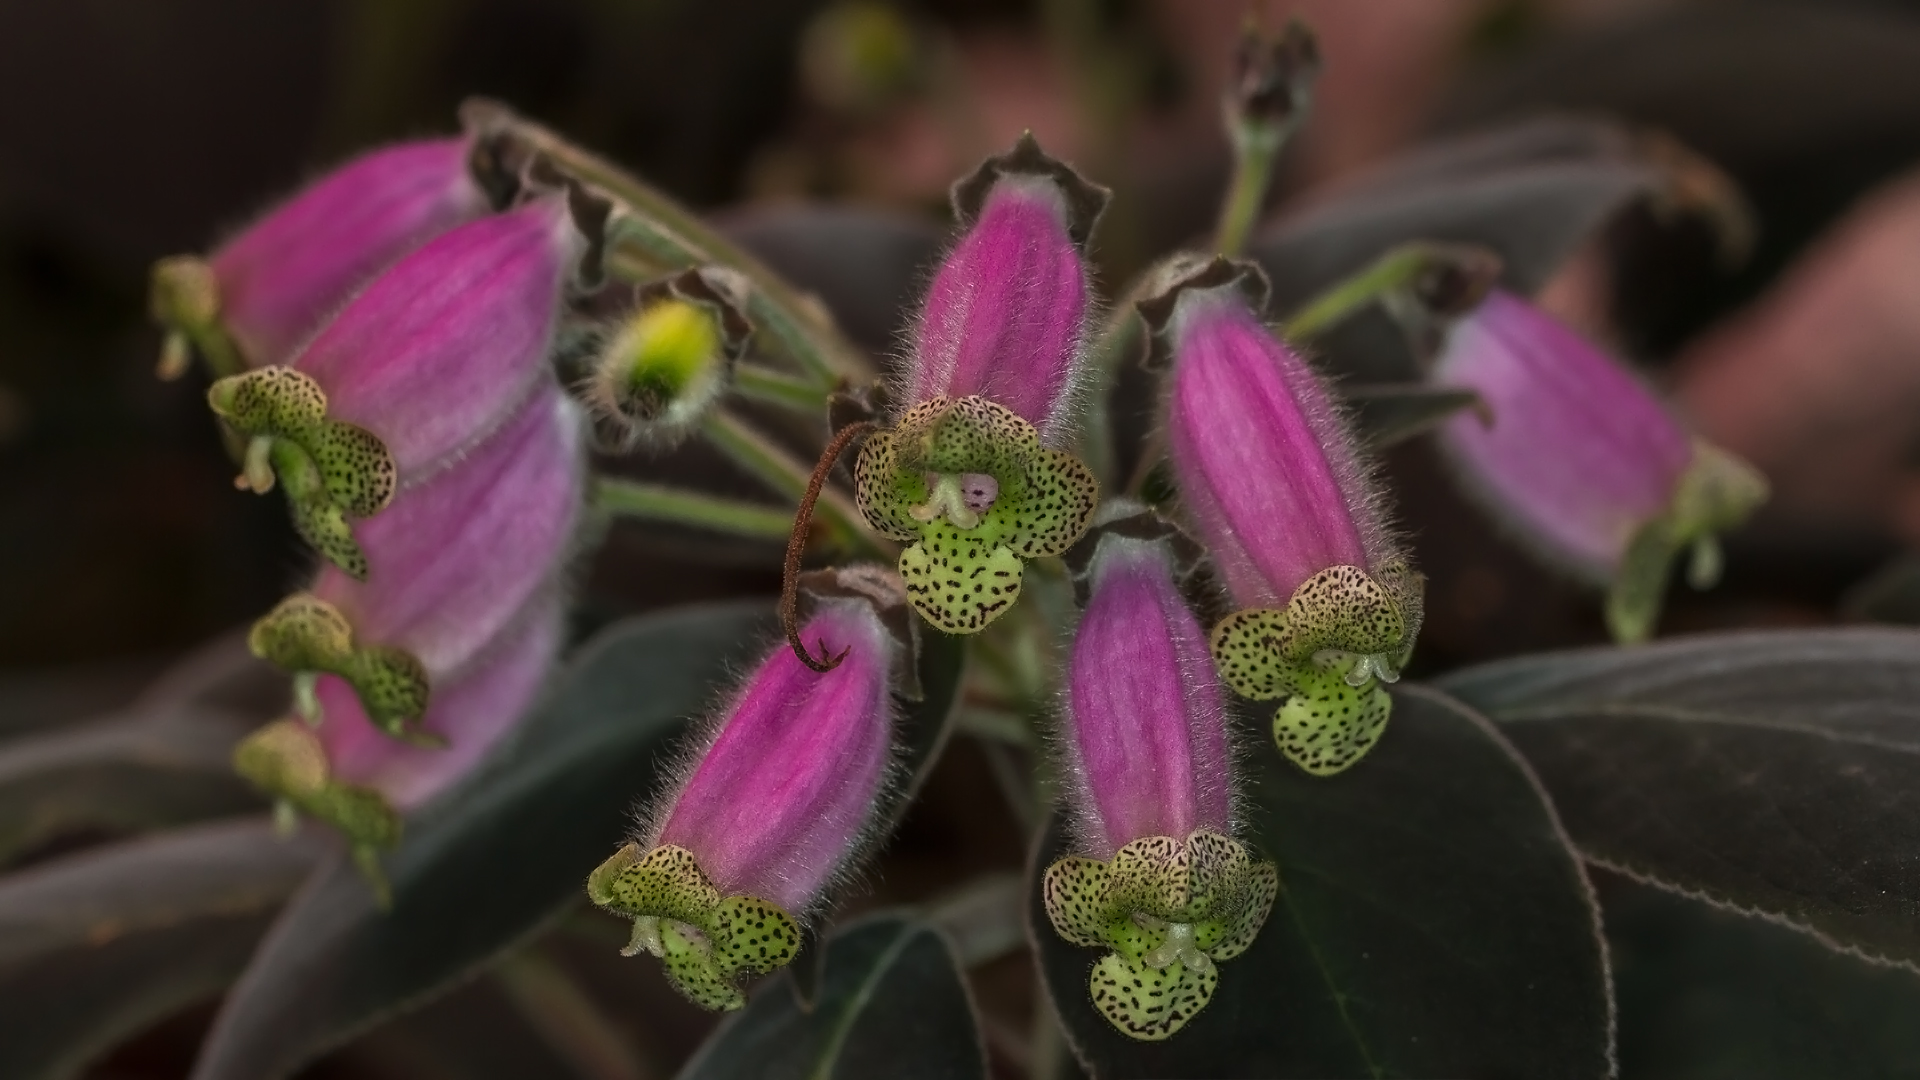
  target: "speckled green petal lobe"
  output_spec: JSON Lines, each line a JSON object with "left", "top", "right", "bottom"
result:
{"left": 852, "top": 430, "right": 922, "bottom": 541}
{"left": 1208, "top": 862, "right": 1279, "bottom": 963}
{"left": 207, "top": 366, "right": 329, "bottom": 432}
{"left": 230, "top": 719, "right": 402, "bottom": 900}
{"left": 1043, "top": 856, "right": 1116, "bottom": 948}
{"left": 247, "top": 593, "right": 432, "bottom": 740}
{"left": 309, "top": 421, "right": 398, "bottom": 515}
{"left": 585, "top": 843, "right": 805, "bottom": 1012}
{"left": 1282, "top": 564, "right": 1407, "bottom": 665}
{"left": 1110, "top": 835, "right": 1190, "bottom": 916}
{"left": 1209, "top": 608, "right": 1291, "bottom": 700}
{"left": 899, "top": 524, "right": 1024, "bottom": 634}
{"left": 1090, "top": 947, "right": 1220, "bottom": 1041}
{"left": 269, "top": 442, "right": 371, "bottom": 579}
{"left": 1000, "top": 448, "right": 1098, "bottom": 557}
{"left": 1274, "top": 656, "right": 1393, "bottom": 776}
{"left": 1179, "top": 830, "right": 1251, "bottom": 923}
{"left": 897, "top": 395, "right": 1037, "bottom": 476}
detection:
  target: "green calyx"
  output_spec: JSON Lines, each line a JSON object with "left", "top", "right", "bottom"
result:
{"left": 586, "top": 843, "right": 803, "bottom": 1011}
{"left": 150, "top": 255, "right": 244, "bottom": 380}
{"left": 1210, "top": 561, "right": 1424, "bottom": 776}
{"left": 854, "top": 395, "right": 1098, "bottom": 634}
{"left": 248, "top": 593, "right": 436, "bottom": 745}
{"left": 1607, "top": 439, "right": 1769, "bottom": 644}
{"left": 207, "top": 366, "right": 398, "bottom": 579}
{"left": 233, "top": 719, "right": 402, "bottom": 905}
{"left": 1042, "top": 831, "right": 1279, "bottom": 1041}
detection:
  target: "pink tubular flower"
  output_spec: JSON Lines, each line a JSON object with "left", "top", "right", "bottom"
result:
{"left": 587, "top": 582, "right": 903, "bottom": 1011}
{"left": 1432, "top": 290, "right": 1766, "bottom": 641}
{"left": 1061, "top": 528, "right": 1231, "bottom": 861}
{"left": 152, "top": 137, "right": 488, "bottom": 376}
{"left": 204, "top": 196, "right": 590, "bottom": 578}
{"left": 1144, "top": 257, "right": 1421, "bottom": 777}
{"left": 908, "top": 160, "right": 1095, "bottom": 442}
{"left": 1043, "top": 507, "right": 1276, "bottom": 1042}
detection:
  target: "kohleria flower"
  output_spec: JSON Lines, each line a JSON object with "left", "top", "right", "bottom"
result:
{"left": 1431, "top": 289, "right": 1767, "bottom": 642}
{"left": 853, "top": 136, "right": 1105, "bottom": 635}
{"left": 1145, "top": 256, "right": 1422, "bottom": 776}
{"left": 151, "top": 137, "right": 488, "bottom": 377}
{"left": 1044, "top": 505, "right": 1277, "bottom": 1041}
{"left": 588, "top": 571, "right": 906, "bottom": 1009}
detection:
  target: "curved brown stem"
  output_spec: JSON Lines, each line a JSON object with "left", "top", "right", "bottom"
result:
{"left": 782, "top": 420, "right": 876, "bottom": 671}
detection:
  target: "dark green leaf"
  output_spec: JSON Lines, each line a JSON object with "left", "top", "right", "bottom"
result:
{"left": 1439, "top": 627, "right": 1920, "bottom": 972}
{"left": 0, "top": 706, "right": 262, "bottom": 865}
{"left": 680, "top": 912, "right": 986, "bottom": 1080}
{"left": 1843, "top": 552, "right": 1920, "bottom": 625}
{"left": 189, "top": 601, "right": 773, "bottom": 1080}
{"left": 0, "top": 818, "right": 324, "bottom": 1080}
{"left": 1606, "top": 876, "right": 1920, "bottom": 1080}
{"left": 1030, "top": 685, "right": 1613, "bottom": 1079}
{"left": 1339, "top": 382, "right": 1482, "bottom": 449}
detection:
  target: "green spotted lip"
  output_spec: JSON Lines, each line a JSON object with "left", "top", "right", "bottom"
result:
{"left": 1209, "top": 561, "right": 1424, "bottom": 775}
{"left": 854, "top": 394, "right": 1098, "bottom": 635}
{"left": 586, "top": 843, "right": 803, "bottom": 1011}
{"left": 1042, "top": 830, "right": 1278, "bottom": 1041}
{"left": 248, "top": 593, "right": 434, "bottom": 745}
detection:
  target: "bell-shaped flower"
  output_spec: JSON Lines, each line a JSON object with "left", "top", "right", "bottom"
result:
{"left": 1145, "top": 256, "right": 1422, "bottom": 776}
{"left": 586, "top": 572, "right": 907, "bottom": 1010}
{"left": 853, "top": 136, "right": 1105, "bottom": 635}
{"left": 204, "top": 195, "right": 595, "bottom": 577}
{"left": 583, "top": 267, "right": 752, "bottom": 450}
{"left": 1431, "top": 290, "right": 1767, "bottom": 642}
{"left": 1043, "top": 505, "right": 1277, "bottom": 1041}
{"left": 151, "top": 137, "right": 488, "bottom": 377}
{"left": 234, "top": 390, "right": 585, "bottom": 891}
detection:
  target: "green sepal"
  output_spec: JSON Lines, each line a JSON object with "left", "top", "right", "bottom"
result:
{"left": 1039, "top": 831, "right": 1279, "bottom": 1041}
{"left": 1606, "top": 439, "right": 1768, "bottom": 643}
{"left": 206, "top": 366, "right": 398, "bottom": 577}
{"left": 854, "top": 395, "right": 1098, "bottom": 634}
{"left": 248, "top": 593, "right": 433, "bottom": 741}
{"left": 586, "top": 843, "right": 803, "bottom": 1012}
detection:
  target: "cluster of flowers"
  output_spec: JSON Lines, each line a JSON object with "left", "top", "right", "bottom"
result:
{"left": 161, "top": 114, "right": 1762, "bottom": 1039}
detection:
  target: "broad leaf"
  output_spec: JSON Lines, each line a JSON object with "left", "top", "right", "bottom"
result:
{"left": 0, "top": 706, "right": 260, "bottom": 864}
{"left": 1030, "top": 685, "right": 1613, "bottom": 1079}
{"left": 191, "top": 598, "right": 965, "bottom": 1080}
{"left": 1440, "top": 626, "right": 1920, "bottom": 972}
{"left": 680, "top": 912, "right": 986, "bottom": 1080}
{"left": 0, "top": 818, "right": 324, "bottom": 1080}
{"left": 1606, "top": 877, "right": 1920, "bottom": 1079}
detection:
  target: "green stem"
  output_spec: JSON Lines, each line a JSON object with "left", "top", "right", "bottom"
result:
{"left": 733, "top": 362, "right": 831, "bottom": 414}
{"left": 1281, "top": 243, "right": 1432, "bottom": 342}
{"left": 1213, "top": 129, "right": 1281, "bottom": 257}
{"left": 593, "top": 478, "right": 794, "bottom": 541}
{"left": 480, "top": 108, "right": 870, "bottom": 387}
{"left": 495, "top": 945, "right": 650, "bottom": 1080}
{"left": 697, "top": 410, "right": 873, "bottom": 553}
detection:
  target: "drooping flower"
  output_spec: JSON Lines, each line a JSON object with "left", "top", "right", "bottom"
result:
{"left": 151, "top": 137, "right": 488, "bottom": 377}
{"left": 1431, "top": 290, "right": 1767, "bottom": 642}
{"left": 852, "top": 136, "right": 1105, "bottom": 635}
{"left": 234, "top": 387, "right": 586, "bottom": 893}
{"left": 204, "top": 195, "right": 595, "bottom": 577}
{"left": 1044, "top": 504, "right": 1277, "bottom": 1041}
{"left": 587, "top": 570, "right": 907, "bottom": 1010}
{"left": 1145, "top": 256, "right": 1421, "bottom": 776}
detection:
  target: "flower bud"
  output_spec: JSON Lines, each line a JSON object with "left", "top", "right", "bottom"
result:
{"left": 206, "top": 197, "right": 589, "bottom": 577}
{"left": 1431, "top": 290, "right": 1767, "bottom": 641}
{"left": 152, "top": 137, "right": 487, "bottom": 377}
{"left": 247, "top": 389, "right": 584, "bottom": 742}
{"left": 1044, "top": 507, "right": 1276, "bottom": 1041}
{"left": 583, "top": 268, "right": 751, "bottom": 449}
{"left": 906, "top": 134, "right": 1109, "bottom": 443}
{"left": 1145, "top": 257, "right": 1421, "bottom": 776}
{"left": 587, "top": 580, "right": 904, "bottom": 1010}
{"left": 1225, "top": 20, "right": 1320, "bottom": 155}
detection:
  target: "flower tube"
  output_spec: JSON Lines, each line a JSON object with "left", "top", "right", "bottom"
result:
{"left": 1432, "top": 290, "right": 1767, "bottom": 642}
{"left": 151, "top": 137, "right": 488, "bottom": 377}
{"left": 1044, "top": 507, "right": 1277, "bottom": 1041}
{"left": 587, "top": 575, "right": 905, "bottom": 1010}
{"left": 1147, "top": 256, "right": 1421, "bottom": 776}
{"left": 851, "top": 136, "right": 1105, "bottom": 635}
{"left": 204, "top": 196, "right": 592, "bottom": 577}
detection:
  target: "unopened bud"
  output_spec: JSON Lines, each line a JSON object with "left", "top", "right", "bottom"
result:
{"left": 1226, "top": 19, "right": 1320, "bottom": 151}
{"left": 585, "top": 269, "right": 750, "bottom": 449}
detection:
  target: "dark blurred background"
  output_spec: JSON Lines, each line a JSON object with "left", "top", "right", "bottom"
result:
{"left": 12, "top": 1, "right": 1920, "bottom": 1077}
